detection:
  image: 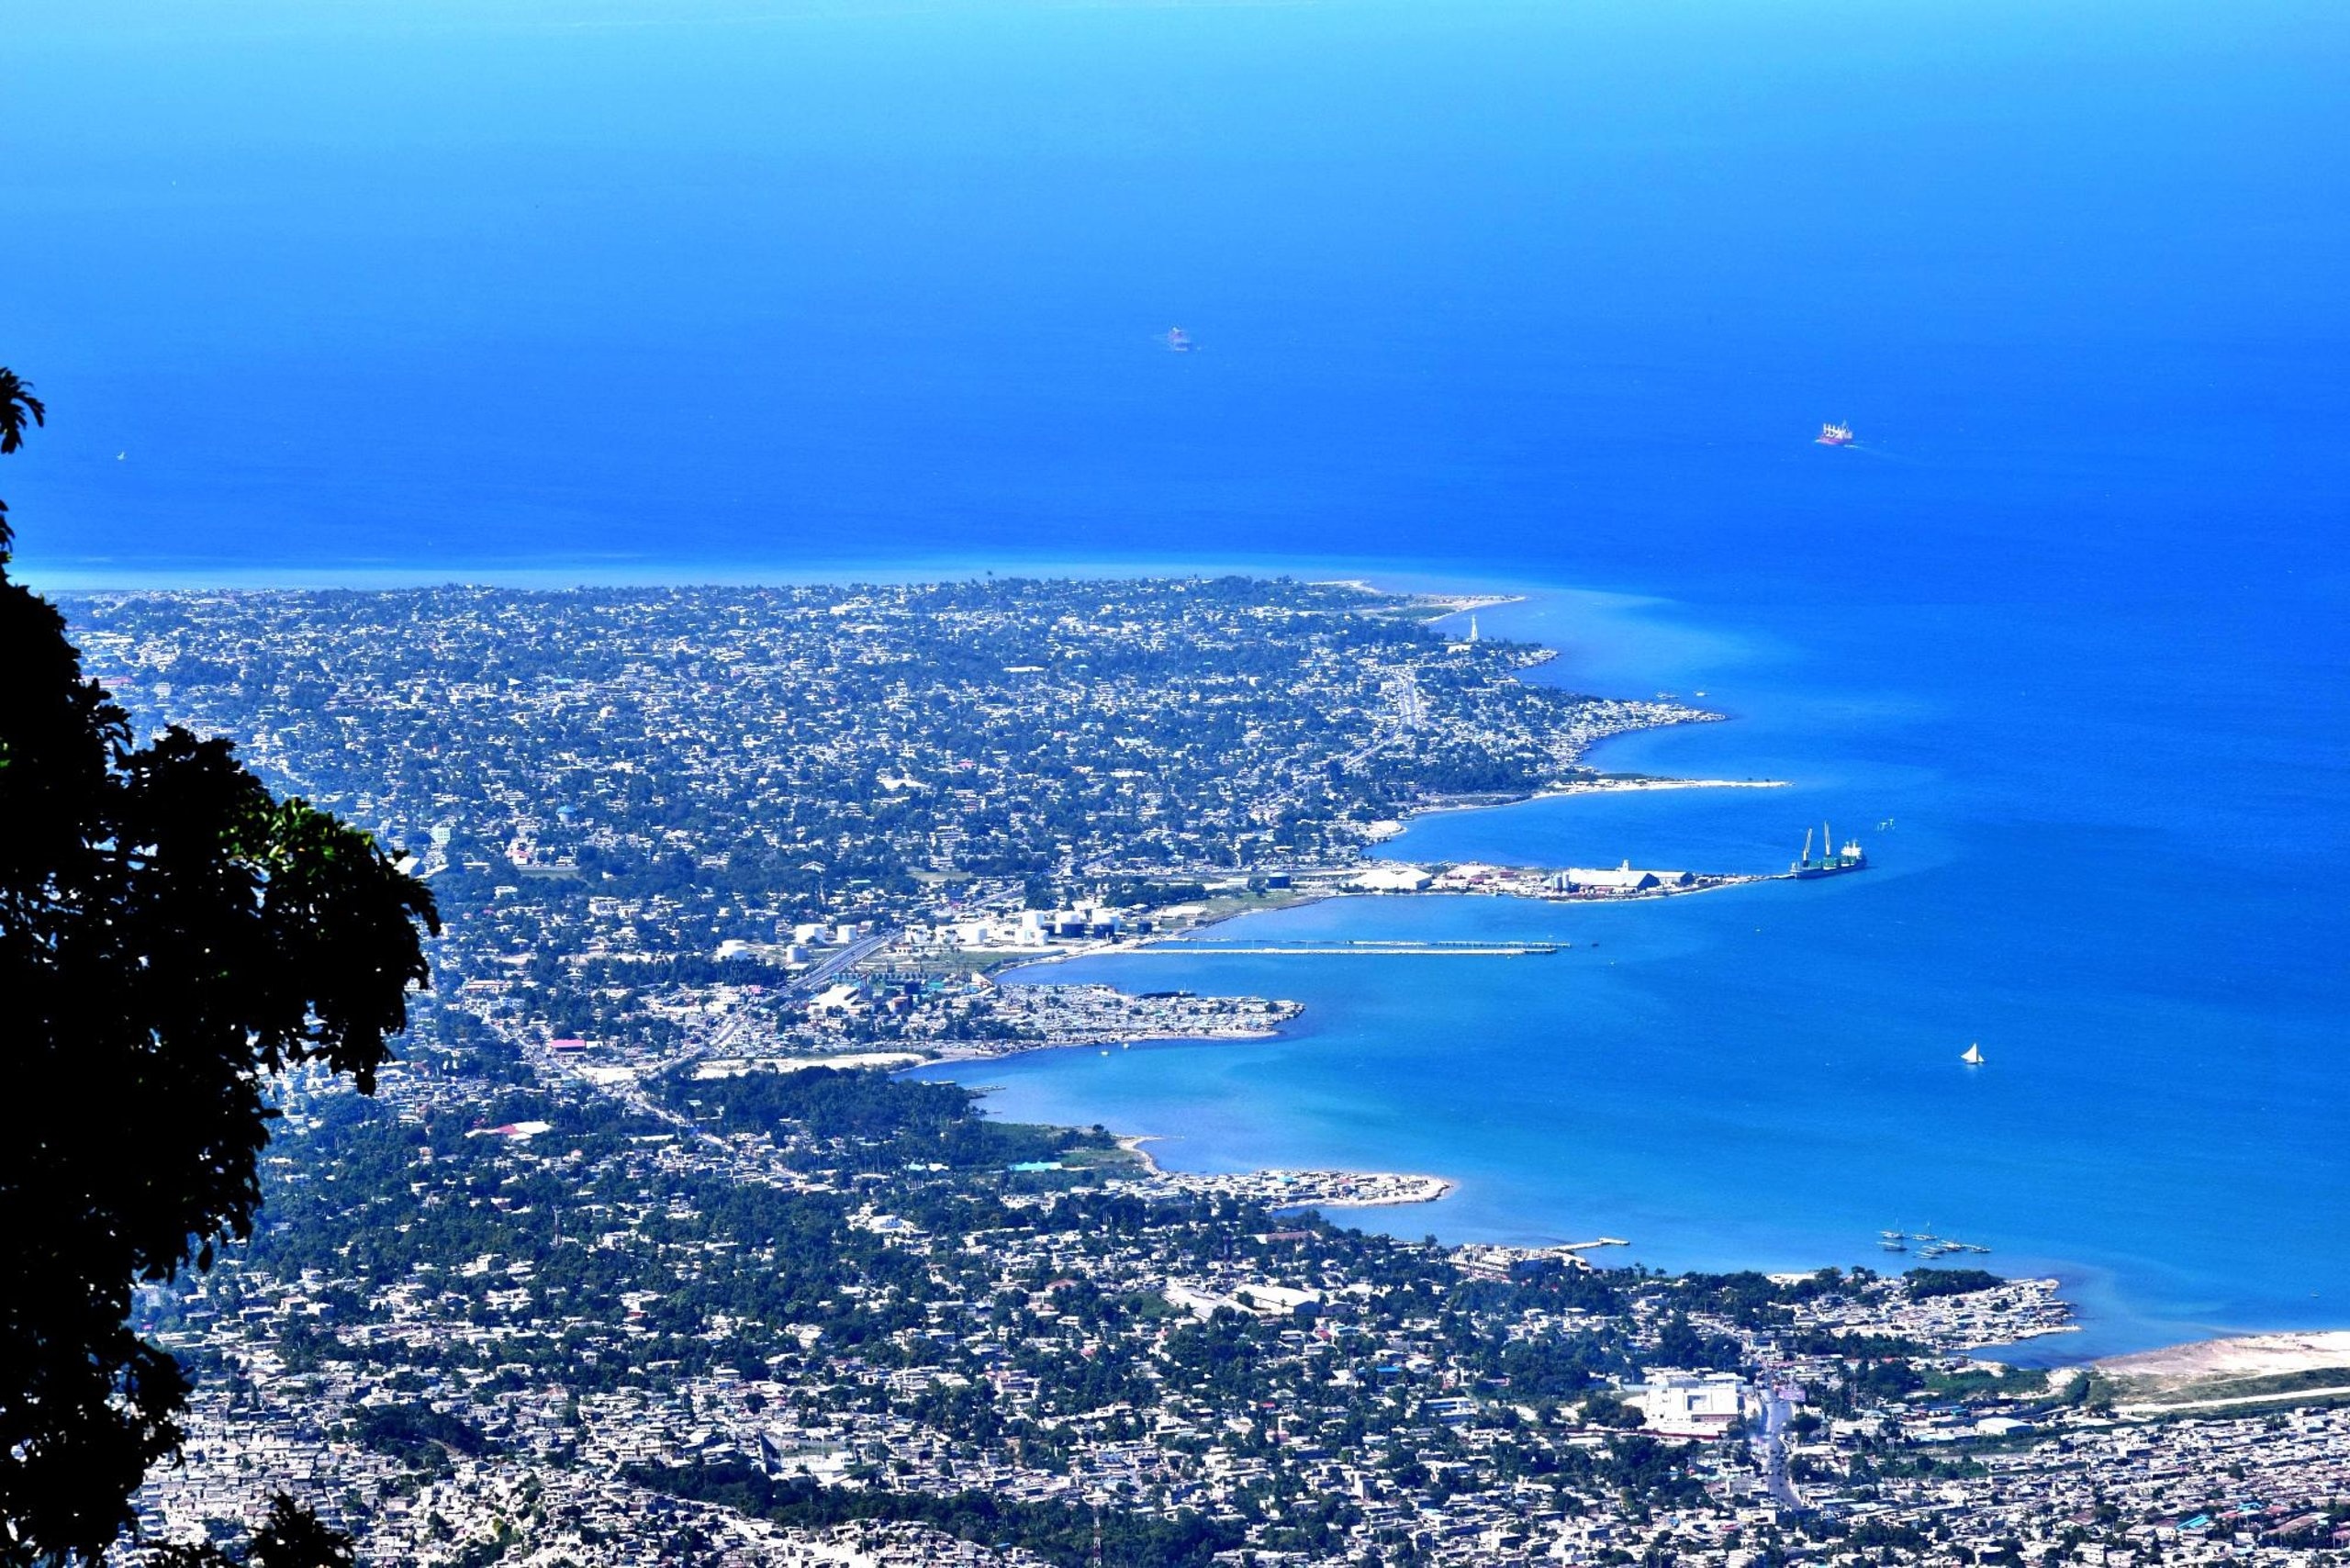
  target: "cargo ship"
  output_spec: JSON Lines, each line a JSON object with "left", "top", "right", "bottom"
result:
{"left": 1790, "top": 824, "right": 1866, "bottom": 879}
{"left": 1816, "top": 420, "right": 1855, "bottom": 446}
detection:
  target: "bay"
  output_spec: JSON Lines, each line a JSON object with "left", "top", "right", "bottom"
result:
{"left": 8, "top": 0, "right": 2346, "bottom": 1354}
{"left": 917, "top": 582, "right": 2350, "bottom": 1359}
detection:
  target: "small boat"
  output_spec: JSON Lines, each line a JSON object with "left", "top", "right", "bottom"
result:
{"left": 1962, "top": 1042, "right": 1985, "bottom": 1066}
{"left": 1817, "top": 420, "right": 1855, "bottom": 446}
{"left": 1165, "top": 327, "right": 1193, "bottom": 353}
{"left": 1879, "top": 1239, "right": 1908, "bottom": 1252}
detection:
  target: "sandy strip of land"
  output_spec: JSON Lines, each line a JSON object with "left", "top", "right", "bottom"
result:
{"left": 2098, "top": 1329, "right": 2350, "bottom": 1381}
{"left": 2115, "top": 1383, "right": 2350, "bottom": 1417}
{"left": 1540, "top": 777, "right": 1789, "bottom": 795}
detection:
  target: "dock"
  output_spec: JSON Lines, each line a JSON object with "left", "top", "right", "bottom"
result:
{"left": 1129, "top": 939, "right": 1563, "bottom": 958}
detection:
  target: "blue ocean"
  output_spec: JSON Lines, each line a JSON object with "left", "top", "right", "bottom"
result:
{"left": 8, "top": 0, "right": 2345, "bottom": 1354}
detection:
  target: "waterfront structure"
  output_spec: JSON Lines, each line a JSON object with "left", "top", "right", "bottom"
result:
{"left": 1554, "top": 860, "right": 1694, "bottom": 892}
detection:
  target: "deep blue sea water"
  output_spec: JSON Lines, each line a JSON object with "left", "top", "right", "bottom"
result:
{"left": 8, "top": 0, "right": 2347, "bottom": 1353}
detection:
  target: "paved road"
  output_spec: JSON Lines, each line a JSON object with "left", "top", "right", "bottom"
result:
{"left": 1757, "top": 1384, "right": 1805, "bottom": 1511}
{"left": 795, "top": 931, "right": 894, "bottom": 991}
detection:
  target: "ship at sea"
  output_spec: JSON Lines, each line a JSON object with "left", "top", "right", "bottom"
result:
{"left": 1165, "top": 326, "right": 1193, "bottom": 353}
{"left": 1816, "top": 420, "right": 1855, "bottom": 446}
{"left": 1789, "top": 824, "right": 1867, "bottom": 879}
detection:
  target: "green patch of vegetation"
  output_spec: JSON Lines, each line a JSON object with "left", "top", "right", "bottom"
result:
{"left": 665, "top": 1066, "right": 1114, "bottom": 1172}
{"left": 1921, "top": 1364, "right": 2051, "bottom": 1403}
{"left": 353, "top": 1404, "right": 489, "bottom": 1470}
{"left": 1904, "top": 1267, "right": 2003, "bottom": 1299}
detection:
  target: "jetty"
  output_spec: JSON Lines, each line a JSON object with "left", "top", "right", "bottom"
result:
{"left": 1133, "top": 938, "right": 1562, "bottom": 958}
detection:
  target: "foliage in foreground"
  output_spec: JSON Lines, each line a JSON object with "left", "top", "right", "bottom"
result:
{"left": 0, "top": 369, "right": 438, "bottom": 1565}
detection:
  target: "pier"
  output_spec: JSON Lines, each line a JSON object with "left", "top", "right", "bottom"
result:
{"left": 1129, "top": 939, "right": 1563, "bottom": 958}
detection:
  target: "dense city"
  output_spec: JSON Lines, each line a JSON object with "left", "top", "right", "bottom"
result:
{"left": 62, "top": 580, "right": 2350, "bottom": 1568}
{"left": 65, "top": 577, "right": 1724, "bottom": 1064}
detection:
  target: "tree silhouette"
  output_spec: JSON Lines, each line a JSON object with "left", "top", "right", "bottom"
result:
{"left": 0, "top": 369, "right": 41, "bottom": 457}
{"left": 150, "top": 1495, "right": 355, "bottom": 1568}
{"left": 0, "top": 368, "right": 46, "bottom": 554}
{"left": 0, "top": 369, "right": 438, "bottom": 1565}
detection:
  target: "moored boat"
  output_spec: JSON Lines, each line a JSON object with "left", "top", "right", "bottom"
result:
{"left": 1790, "top": 824, "right": 1867, "bottom": 879}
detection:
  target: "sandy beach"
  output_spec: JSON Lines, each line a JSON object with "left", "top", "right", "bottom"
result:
{"left": 2098, "top": 1329, "right": 2350, "bottom": 1382}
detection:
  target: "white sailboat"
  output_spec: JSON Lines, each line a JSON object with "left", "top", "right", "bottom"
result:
{"left": 1961, "top": 1042, "right": 1985, "bottom": 1066}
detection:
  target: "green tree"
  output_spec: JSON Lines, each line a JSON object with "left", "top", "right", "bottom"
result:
{"left": 0, "top": 370, "right": 438, "bottom": 1565}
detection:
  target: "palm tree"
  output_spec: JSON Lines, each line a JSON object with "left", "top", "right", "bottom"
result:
{"left": 0, "top": 367, "right": 43, "bottom": 454}
{"left": 0, "top": 365, "right": 42, "bottom": 556}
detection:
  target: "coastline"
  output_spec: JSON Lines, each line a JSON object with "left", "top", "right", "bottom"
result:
{"left": 1286, "top": 1175, "right": 1458, "bottom": 1211}
{"left": 1363, "top": 774, "right": 1786, "bottom": 830}
{"left": 1541, "top": 775, "right": 1789, "bottom": 796}
{"left": 910, "top": 582, "right": 1808, "bottom": 1265}
{"left": 806, "top": 569, "right": 2342, "bottom": 1365}
{"left": 2098, "top": 1330, "right": 2350, "bottom": 1383}
{"left": 912, "top": 575, "right": 2084, "bottom": 1346}
{"left": 923, "top": 1021, "right": 1293, "bottom": 1067}
{"left": 1110, "top": 1135, "right": 1457, "bottom": 1214}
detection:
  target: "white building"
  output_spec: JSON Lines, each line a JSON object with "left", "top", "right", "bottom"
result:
{"left": 1626, "top": 1370, "right": 1746, "bottom": 1438}
{"left": 1554, "top": 860, "right": 1693, "bottom": 893}
{"left": 808, "top": 982, "right": 865, "bottom": 1018}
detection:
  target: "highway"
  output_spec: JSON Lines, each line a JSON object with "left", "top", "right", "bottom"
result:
{"left": 794, "top": 931, "right": 894, "bottom": 991}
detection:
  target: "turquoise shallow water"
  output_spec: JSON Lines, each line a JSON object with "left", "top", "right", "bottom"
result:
{"left": 920, "top": 584, "right": 2350, "bottom": 1360}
